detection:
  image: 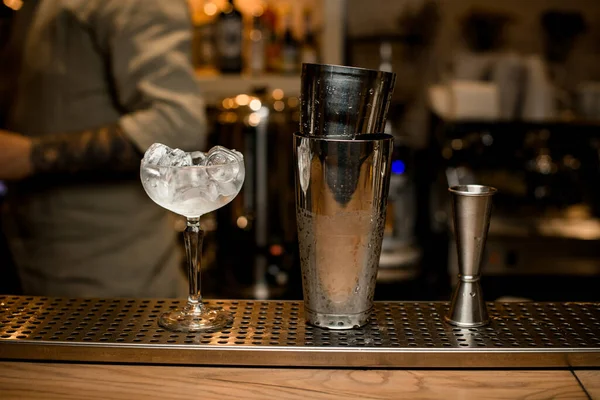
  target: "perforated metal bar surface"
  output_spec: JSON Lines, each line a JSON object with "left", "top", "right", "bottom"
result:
{"left": 1, "top": 296, "right": 599, "bottom": 368}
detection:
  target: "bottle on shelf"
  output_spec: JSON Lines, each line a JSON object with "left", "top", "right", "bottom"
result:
{"left": 215, "top": 0, "right": 243, "bottom": 74}
{"left": 248, "top": 13, "right": 266, "bottom": 76}
{"left": 189, "top": 0, "right": 218, "bottom": 73}
{"left": 280, "top": 10, "right": 299, "bottom": 75}
{"left": 301, "top": 9, "right": 319, "bottom": 65}
{"left": 262, "top": 4, "right": 280, "bottom": 73}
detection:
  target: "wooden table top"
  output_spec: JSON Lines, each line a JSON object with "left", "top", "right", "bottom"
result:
{"left": 0, "top": 362, "right": 598, "bottom": 400}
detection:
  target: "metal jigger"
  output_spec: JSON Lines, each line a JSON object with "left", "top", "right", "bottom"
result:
{"left": 445, "top": 185, "right": 497, "bottom": 327}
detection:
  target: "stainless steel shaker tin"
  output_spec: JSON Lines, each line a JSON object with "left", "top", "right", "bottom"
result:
{"left": 300, "top": 63, "right": 396, "bottom": 138}
{"left": 294, "top": 132, "right": 394, "bottom": 329}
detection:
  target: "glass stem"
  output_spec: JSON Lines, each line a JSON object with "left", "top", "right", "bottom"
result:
{"left": 184, "top": 217, "right": 204, "bottom": 309}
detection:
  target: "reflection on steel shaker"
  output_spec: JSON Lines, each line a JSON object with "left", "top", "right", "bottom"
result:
{"left": 295, "top": 133, "right": 393, "bottom": 329}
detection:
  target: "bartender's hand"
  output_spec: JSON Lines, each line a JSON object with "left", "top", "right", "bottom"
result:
{"left": 0, "top": 130, "right": 33, "bottom": 181}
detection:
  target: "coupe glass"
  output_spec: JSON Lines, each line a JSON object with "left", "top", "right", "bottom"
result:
{"left": 140, "top": 146, "right": 245, "bottom": 332}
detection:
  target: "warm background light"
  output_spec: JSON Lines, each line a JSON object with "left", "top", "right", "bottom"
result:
{"left": 188, "top": 0, "right": 322, "bottom": 39}
{"left": 3, "top": 0, "right": 23, "bottom": 10}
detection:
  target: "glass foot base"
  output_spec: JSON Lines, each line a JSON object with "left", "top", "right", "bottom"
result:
{"left": 158, "top": 305, "right": 233, "bottom": 333}
{"left": 305, "top": 307, "right": 371, "bottom": 330}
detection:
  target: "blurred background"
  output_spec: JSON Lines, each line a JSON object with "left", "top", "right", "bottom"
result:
{"left": 2, "top": 0, "right": 600, "bottom": 302}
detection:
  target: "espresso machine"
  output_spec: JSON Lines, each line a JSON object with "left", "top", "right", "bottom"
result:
{"left": 378, "top": 126, "right": 421, "bottom": 286}
{"left": 207, "top": 88, "right": 300, "bottom": 300}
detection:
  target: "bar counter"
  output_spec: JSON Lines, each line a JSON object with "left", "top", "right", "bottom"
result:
{"left": 1, "top": 296, "right": 599, "bottom": 399}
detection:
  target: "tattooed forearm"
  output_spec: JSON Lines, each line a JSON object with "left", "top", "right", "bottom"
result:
{"left": 30, "top": 124, "right": 142, "bottom": 176}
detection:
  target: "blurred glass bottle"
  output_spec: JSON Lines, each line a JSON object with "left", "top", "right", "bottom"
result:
{"left": 280, "top": 11, "right": 299, "bottom": 75}
{"left": 301, "top": 9, "right": 318, "bottom": 65}
{"left": 262, "top": 4, "right": 280, "bottom": 73}
{"left": 190, "top": 0, "right": 218, "bottom": 73}
{"left": 215, "top": 0, "right": 243, "bottom": 74}
{"left": 248, "top": 13, "right": 266, "bottom": 76}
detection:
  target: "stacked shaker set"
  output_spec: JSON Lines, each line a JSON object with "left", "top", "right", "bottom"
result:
{"left": 293, "top": 63, "right": 498, "bottom": 329}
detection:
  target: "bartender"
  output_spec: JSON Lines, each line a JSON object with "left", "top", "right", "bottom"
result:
{"left": 0, "top": 0, "right": 206, "bottom": 297}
